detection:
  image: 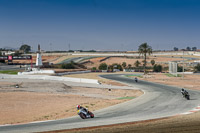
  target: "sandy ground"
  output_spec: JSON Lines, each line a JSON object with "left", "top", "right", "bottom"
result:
{"left": 0, "top": 79, "right": 142, "bottom": 125}
{"left": 141, "top": 73, "right": 200, "bottom": 91}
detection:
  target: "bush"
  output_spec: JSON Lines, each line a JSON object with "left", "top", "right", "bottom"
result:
{"left": 111, "top": 63, "right": 123, "bottom": 71}
{"left": 194, "top": 63, "right": 200, "bottom": 72}
{"left": 153, "top": 64, "right": 162, "bottom": 72}
{"left": 61, "top": 63, "right": 75, "bottom": 69}
{"left": 99, "top": 63, "right": 108, "bottom": 70}
{"left": 177, "top": 65, "right": 183, "bottom": 72}
{"left": 151, "top": 60, "right": 155, "bottom": 66}
{"left": 92, "top": 67, "right": 96, "bottom": 70}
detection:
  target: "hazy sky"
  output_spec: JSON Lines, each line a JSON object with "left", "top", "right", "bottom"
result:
{"left": 0, "top": 0, "right": 200, "bottom": 51}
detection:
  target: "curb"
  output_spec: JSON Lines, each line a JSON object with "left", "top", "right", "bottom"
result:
{"left": 180, "top": 105, "right": 200, "bottom": 115}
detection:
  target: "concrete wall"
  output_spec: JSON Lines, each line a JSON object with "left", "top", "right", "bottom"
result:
{"left": 0, "top": 74, "right": 99, "bottom": 84}
{"left": 18, "top": 69, "right": 55, "bottom": 75}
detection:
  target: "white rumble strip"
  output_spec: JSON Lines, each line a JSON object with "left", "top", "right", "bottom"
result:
{"left": 180, "top": 105, "right": 200, "bottom": 115}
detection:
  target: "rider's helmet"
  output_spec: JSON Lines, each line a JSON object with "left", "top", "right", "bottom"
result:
{"left": 77, "top": 105, "right": 80, "bottom": 110}
{"left": 182, "top": 88, "right": 184, "bottom": 91}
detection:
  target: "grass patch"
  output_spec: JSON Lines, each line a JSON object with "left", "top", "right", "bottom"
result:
{"left": 43, "top": 115, "right": 50, "bottom": 119}
{"left": 117, "top": 96, "right": 135, "bottom": 100}
{"left": 0, "top": 70, "right": 18, "bottom": 75}
{"left": 90, "top": 103, "right": 95, "bottom": 106}
{"left": 125, "top": 74, "right": 143, "bottom": 78}
{"left": 165, "top": 73, "right": 182, "bottom": 77}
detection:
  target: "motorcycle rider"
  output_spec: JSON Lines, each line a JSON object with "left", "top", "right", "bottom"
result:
{"left": 77, "top": 105, "right": 88, "bottom": 113}
{"left": 77, "top": 105, "right": 90, "bottom": 118}
{"left": 134, "top": 77, "right": 138, "bottom": 82}
{"left": 181, "top": 88, "right": 188, "bottom": 97}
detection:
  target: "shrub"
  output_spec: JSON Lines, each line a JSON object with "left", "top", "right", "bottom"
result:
{"left": 122, "top": 62, "right": 127, "bottom": 68}
{"left": 153, "top": 64, "right": 162, "bottom": 72}
{"left": 151, "top": 60, "right": 155, "bottom": 66}
{"left": 194, "top": 63, "right": 200, "bottom": 72}
{"left": 99, "top": 63, "right": 108, "bottom": 70}
{"left": 134, "top": 60, "right": 141, "bottom": 67}
{"left": 177, "top": 65, "right": 183, "bottom": 72}
{"left": 92, "top": 67, "right": 96, "bottom": 70}
{"left": 112, "top": 63, "right": 123, "bottom": 71}
{"left": 61, "top": 63, "right": 75, "bottom": 69}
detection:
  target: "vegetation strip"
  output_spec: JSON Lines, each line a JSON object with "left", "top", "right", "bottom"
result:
{"left": 0, "top": 70, "right": 18, "bottom": 75}
{"left": 117, "top": 96, "right": 135, "bottom": 100}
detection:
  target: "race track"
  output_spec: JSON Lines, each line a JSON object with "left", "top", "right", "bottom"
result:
{"left": 1, "top": 74, "right": 200, "bottom": 133}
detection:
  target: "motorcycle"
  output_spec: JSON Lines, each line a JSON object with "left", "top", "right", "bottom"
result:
{"left": 77, "top": 108, "right": 94, "bottom": 119}
{"left": 134, "top": 77, "right": 138, "bottom": 82}
{"left": 183, "top": 92, "right": 190, "bottom": 100}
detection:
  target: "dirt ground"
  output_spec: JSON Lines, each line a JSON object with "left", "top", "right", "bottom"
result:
{"left": 141, "top": 73, "right": 200, "bottom": 91}
{"left": 0, "top": 79, "right": 142, "bottom": 125}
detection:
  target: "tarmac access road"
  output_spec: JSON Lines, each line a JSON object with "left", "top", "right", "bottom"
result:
{"left": 0, "top": 74, "right": 200, "bottom": 133}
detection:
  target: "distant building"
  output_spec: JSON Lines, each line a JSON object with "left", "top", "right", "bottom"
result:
{"left": 1, "top": 51, "right": 15, "bottom": 55}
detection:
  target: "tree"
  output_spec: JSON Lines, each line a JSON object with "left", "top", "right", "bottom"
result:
{"left": 128, "top": 64, "right": 132, "bottom": 68}
{"left": 186, "top": 47, "right": 191, "bottom": 51}
{"left": 151, "top": 60, "right": 155, "bottom": 66}
{"left": 153, "top": 64, "right": 162, "bottom": 72}
{"left": 92, "top": 67, "right": 96, "bottom": 71}
{"left": 112, "top": 63, "right": 123, "bottom": 71}
{"left": 134, "top": 60, "right": 141, "bottom": 67}
{"left": 177, "top": 65, "right": 183, "bottom": 72}
{"left": 122, "top": 62, "right": 127, "bottom": 69}
{"left": 173, "top": 47, "right": 179, "bottom": 51}
{"left": 192, "top": 47, "right": 197, "bottom": 51}
{"left": 20, "top": 44, "right": 31, "bottom": 53}
{"left": 138, "top": 43, "right": 152, "bottom": 74}
{"left": 99, "top": 63, "right": 108, "bottom": 70}
{"left": 194, "top": 63, "right": 200, "bottom": 72}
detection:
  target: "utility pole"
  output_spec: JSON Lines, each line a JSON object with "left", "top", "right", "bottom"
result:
{"left": 68, "top": 43, "right": 70, "bottom": 51}
{"left": 182, "top": 50, "right": 184, "bottom": 79}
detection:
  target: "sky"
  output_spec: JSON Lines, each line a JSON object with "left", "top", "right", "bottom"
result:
{"left": 0, "top": 0, "right": 200, "bottom": 51}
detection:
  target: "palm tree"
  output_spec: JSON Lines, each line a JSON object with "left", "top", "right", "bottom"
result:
{"left": 138, "top": 42, "right": 152, "bottom": 74}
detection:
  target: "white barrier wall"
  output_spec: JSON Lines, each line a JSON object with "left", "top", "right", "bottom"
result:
{"left": 0, "top": 74, "right": 99, "bottom": 84}
{"left": 18, "top": 70, "right": 55, "bottom": 75}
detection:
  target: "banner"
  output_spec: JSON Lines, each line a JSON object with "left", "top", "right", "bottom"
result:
{"left": 0, "top": 56, "right": 8, "bottom": 60}
{"left": 0, "top": 55, "right": 32, "bottom": 60}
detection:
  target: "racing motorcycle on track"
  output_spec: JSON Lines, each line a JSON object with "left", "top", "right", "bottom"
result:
{"left": 77, "top": 108, "right": 94, "bottom": 119}
{"left": 181, "top": 89, "right": 190, "bottom": 100}
{"left": 134, "top": 77, "right": 138, "bottom": 83}
{"left": 183, "top": 92, "right": 190, "bottom": 100}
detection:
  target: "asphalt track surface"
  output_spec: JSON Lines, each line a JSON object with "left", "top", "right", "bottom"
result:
{"left": 1, "top": 74, "right": 200, "bottom": 133}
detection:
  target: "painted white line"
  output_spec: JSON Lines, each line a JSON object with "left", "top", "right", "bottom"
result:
{"left": 181, "top": 112, "right": 193, "bottom": 115}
